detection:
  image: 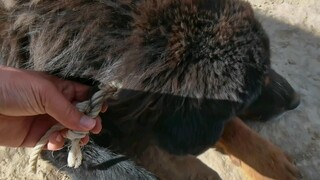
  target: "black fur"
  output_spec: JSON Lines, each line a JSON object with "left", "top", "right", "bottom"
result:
{"left": 0, "top": 0, "right": 299, "bottom": 179}
{"left": 239, "top": 69, "right": 300, "bottom": 121}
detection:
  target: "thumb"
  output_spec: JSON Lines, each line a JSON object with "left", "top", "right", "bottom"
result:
{"left": 43, "top": 86, "right": 96, "bottom": 131}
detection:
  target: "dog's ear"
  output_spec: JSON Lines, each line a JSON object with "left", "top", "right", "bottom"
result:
{"left": 239, "top": 69, "right": 300, "bottom": 121}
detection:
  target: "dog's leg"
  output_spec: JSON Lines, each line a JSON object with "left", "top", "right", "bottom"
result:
{"left": 137, "top": 145, "right": 221, "bottom": 180}
{"left": 217, "top": 117, "right": 300, "bottom": 180}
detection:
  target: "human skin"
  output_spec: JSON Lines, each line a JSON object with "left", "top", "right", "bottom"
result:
{"left": 0, "top": 66, "right": 104, "bottom": 150}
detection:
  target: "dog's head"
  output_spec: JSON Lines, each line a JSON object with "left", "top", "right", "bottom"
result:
{"left": 122, "top": 0, "right": 270, "bottom": 102}
{"left": 103, "top": 0, "right": 298, "bottom": 155}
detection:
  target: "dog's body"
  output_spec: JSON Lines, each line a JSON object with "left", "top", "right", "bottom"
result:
{"left": 0, "top": 0, "right": 300, "bottom": 179}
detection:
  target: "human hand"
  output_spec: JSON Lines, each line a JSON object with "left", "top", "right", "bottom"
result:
{"left": 0, "top": 66, "right": 105, "bottom": 150}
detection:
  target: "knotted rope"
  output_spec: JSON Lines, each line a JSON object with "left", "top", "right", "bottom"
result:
{"left": 29, "top": 86, "right": 117, "bottom": 173}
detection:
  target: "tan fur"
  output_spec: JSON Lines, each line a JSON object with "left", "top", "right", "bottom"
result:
{"left": 137, "top": 145, "right": 221, "bottom": 180}
{"left": 0, "top": 0, "right": 16, "bottom": 10}
{"left": 217, "top": 117, "right": 300, "bottom": 180}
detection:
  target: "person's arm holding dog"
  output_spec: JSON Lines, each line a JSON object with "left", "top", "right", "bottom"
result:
{"left": 0, "top": 66, "right": 103, "bottom": 150}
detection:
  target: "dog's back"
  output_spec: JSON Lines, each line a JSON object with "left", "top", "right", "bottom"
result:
{"left": 0, "top": 0, "right": 275, "bottom": 179}
{"left": 0, "top": 1, "right": 157, "bottom": 179}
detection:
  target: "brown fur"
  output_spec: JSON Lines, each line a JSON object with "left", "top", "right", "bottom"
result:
{"left": 0, "top": 0, "right": 300, "bottom": 179}
{"left": 218, "top": 117, "right": 300, "bottom": 179}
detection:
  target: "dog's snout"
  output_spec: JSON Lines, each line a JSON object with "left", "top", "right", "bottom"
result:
{"left": 288, "top": 93, "right": 300, "bottom": 110}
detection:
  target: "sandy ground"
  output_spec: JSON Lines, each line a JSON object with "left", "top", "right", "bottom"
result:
{"left": 0, "top": 0, "right": 319, "bottom": 179}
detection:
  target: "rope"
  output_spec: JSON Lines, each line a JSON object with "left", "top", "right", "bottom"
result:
{"left": 29, "top": 86, "right": 117, "bottom": 173}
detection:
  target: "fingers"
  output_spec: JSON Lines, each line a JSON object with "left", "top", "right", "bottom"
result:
{"left": 47, "top": 131, "right": 91, "bottom": 151}
{"left": 80, "top": 135, "right": 90, "bottom": 145}
{"left": 59, "top": 116, "right": 102, "bottom": 135}
{"left": 42, "top": 76, "right": 106, "bottom": 134}
{"left": 90, "top": 116, "right": 102, "bottom": 134}
{"left": 45, "top": 75, "right": 90, "bottom": 102}
{"left": 20, "top": 115, "right": 57, "bottom": 147}
{"left": 43, "top": 86, "right": 97, "bottom": 131}
{"left": 72, "top": 82, "right": 91, "bottom": 102}
{"left": 59, "top": 80, "right": 91, "bottom": 102}
{"left": 47, "top": 131, "right": 65, "bottom": 151}
{"left": 101, "top": 102, "right": 108, "bottom": 113}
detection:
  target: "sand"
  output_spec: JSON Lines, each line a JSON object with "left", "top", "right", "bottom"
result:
{"left": 1, "top": 0, "right": 319, "bottom": 179}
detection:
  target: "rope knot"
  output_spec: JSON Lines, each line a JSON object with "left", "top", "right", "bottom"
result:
{"left": 66, "top": 131, "right": 87, "bottom": 140}
{"left": 29, "top": 85, "right": 118, "bottom": 173}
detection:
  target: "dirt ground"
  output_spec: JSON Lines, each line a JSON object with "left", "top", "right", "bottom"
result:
{"left": 1, "top": 0, "right": 319, "bottom": 179}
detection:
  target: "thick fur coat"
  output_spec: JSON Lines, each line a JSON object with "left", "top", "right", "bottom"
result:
{"left": 0, "top": 0, "right": 299, "bottom": 179}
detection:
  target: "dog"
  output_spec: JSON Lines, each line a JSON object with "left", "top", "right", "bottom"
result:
{"left": 0, "top": 0, "right": 300, "bottom": 179}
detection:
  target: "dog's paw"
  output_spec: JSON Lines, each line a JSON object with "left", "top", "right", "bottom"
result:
{"left": 238, "top": 143, "right": 301, "bottom": 180}
{"left": 266, "top": 148, "right": 300, "bottom": 179}
{"left": 218, "top": 117, "right": 301, "bottom": 180}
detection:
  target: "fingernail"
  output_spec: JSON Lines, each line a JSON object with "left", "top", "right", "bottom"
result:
{"left": 47, "top": 142, "right": 63, "bottom": 151}
{"left": 80, "top": 115, "right": 96, "bottom": 129}
{"left": 56, "top": 134, "right": 62, "bottom": 142}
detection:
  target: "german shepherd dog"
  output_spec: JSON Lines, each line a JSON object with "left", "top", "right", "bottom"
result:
{"left": 0, "top": 0, "right": 301, "bottom": 179}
